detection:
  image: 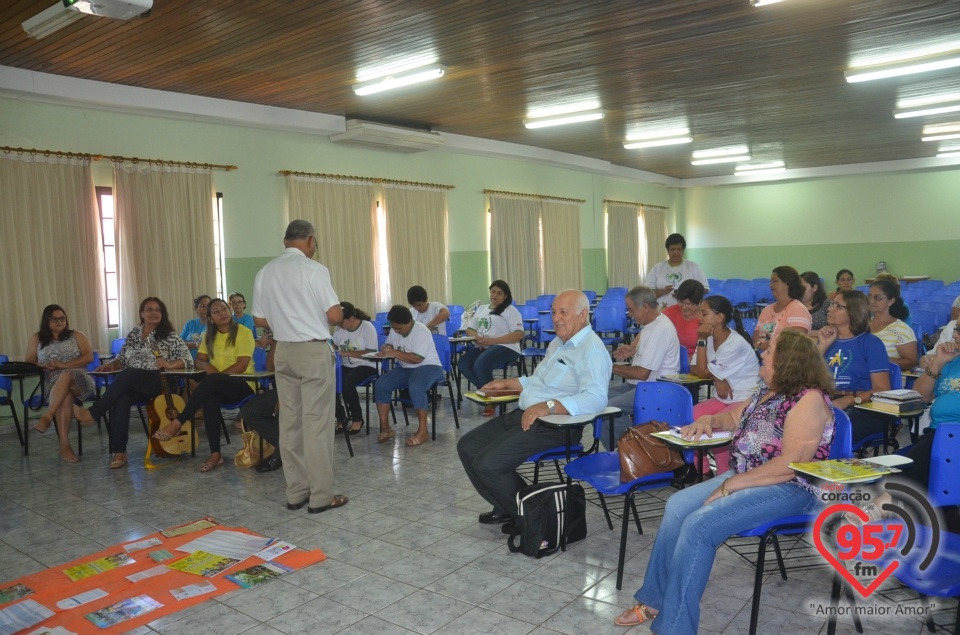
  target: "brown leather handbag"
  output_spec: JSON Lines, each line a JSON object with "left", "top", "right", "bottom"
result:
{"left": 618, "top": 420, "right": 686, "bottom": 482}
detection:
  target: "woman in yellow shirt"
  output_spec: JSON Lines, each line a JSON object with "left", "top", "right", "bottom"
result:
{"left": 153, "top": 298, "right": 256, "bottom": 471}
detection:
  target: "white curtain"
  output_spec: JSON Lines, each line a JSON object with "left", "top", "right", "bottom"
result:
{"left": 540, "top": 199, "right": 584, "bottom": 293}
{"left": 287, "top": 176, "right": 380, "bottom": 314}
{"left": 0, "top": 152, "right": 108, "bottom": 360}
{"left": 382, "top": 184, "right": 451, "bottom": 310}
{"left": 115, "top": 163, "right": 216, "bottom": 333}
{"left": 489, "top": 194, "right": 542, "bottom": 304}
{"left": 607, "top": 202, "right": 641, "bottom": 289}
{"left": 642, "top": 205, "right": 669, "bottom": 277}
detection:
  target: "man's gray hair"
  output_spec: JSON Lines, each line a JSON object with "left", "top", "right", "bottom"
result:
{"left": 284, "top": 219, "right": 316, "bottom": 242}
{"left": 627, "top": 285, "right": 657, "bottom": 310}
{"left": 559, "top": 289, "right": 590, "bottom": 315}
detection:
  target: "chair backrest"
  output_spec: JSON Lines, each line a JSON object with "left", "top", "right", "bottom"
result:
{"left": 253, "top": 346, "right": 267, "bottom": 372}
{"left": 929, "top": 423, "right": 960, "bottom": 507}
{"left": 593, "top": 305, "right": 623, "bottom": 333}
{"left": 740, "top": 317, "right": 759, "bottom": 334}
{"left": 517, "top": 304, "right": 539, "bottom": 321}
{"left": 111, "top": 338, "right": 125, "bottom": 355}
{"left": 830, "top": 406, "right": 853, "bottom": 460}
{"left": 910, "top": 322, "right": 924, "bottom": 357}
{"left": 632, "top": 382, "right": 694, "bottom": 427}
{"left": 87, "top": 351, "right": 101, "bottom": 371}
{"left": 678, "top": 346, "right": 690, "bottom": 373}
{"left": 335, "top": 352, "right": 342, "bottom": 393}
{"left": 0, "top": 354, "right": 10, "bottom": 393}
{"left": 536, "top": 295, "right": 556, "bottom": 311}
{"left": 537, "top": 312, "right": 556, "bottom": 343}
{"left": 888, "top": 362, "right": 903, "bottom": 390}
{"left": 446, "top": 305, "right": 465, "bottom": 333}
{"left": 582, "top": 290, "right": 598, "bottom": 303}
{"left": 912, "top": 309, "right": 938, "bottom": 337}
{"left": 432, "top": 333, "right": 453, "bottom": 374}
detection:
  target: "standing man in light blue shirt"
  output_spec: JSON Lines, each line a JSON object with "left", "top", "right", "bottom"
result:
{"left": 457, "top": 290, "right": 611, "bottom": 534}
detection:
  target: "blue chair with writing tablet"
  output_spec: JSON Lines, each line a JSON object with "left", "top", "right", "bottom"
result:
{"left": 389, "top": 334, "right": 460, "bottom": 441}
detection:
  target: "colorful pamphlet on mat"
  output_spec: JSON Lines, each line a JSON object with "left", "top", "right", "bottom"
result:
{"left": 0, "top": 599, "right": 54, "bottom": 635}
{"left": 167, "top": 551, "right": 239, "bottom": 577}
{"left": 789, "top": 457, "right": 906, "bottom": 483}
{"left": 123, "top": 538, "right": 162, "bottom": 553}
{"left": 160, "top": 518, "right": 218, "bottom": 538}
{"left": 63, "top": 554, "right": 135, "bottom": 582}
{"left": 169, "top": 581, "right": 216, "bottom": 601}
{"left": 85, "top": 595, "right": 162, "bottom": 629}
{"left": 0, "top": 584, "right": 33, "bottom": 605}
{"left": 225, "top": 562, "right": 292, "bottom": 589}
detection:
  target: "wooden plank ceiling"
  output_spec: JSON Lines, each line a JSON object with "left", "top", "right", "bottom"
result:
{"left": 3, "top": 0, "right": 960, "bottom": 179}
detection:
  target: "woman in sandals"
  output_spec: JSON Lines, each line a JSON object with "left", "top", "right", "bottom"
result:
{"left": 615, "top": 330, "right": 835, "bottom": 632}
{"left": 152, "top": 298, "right": 256, "bottom": 472}
{"left": 25, "top": 304, "right": 95, "bottom": 463}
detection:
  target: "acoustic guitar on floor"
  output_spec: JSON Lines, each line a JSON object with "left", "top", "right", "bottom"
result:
{"left": 147, "top": 343, "right": 197, "bottom": 463}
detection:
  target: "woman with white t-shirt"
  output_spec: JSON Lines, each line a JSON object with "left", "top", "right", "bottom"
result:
{"left": 460, "top": 280, "right": 525, "bottom": 416}
{"left": 407, "top": 285, "right": 450, "bottom": 336}
{"left": 332, "top": 302, "right": 380, "bottom": 435}
{"left": 690, "top": 295, "right": 761, "bottom": 473}
{"left": 644, "top": 233, "right": 708, "bottom": 310}
{"left": 868, "top": 279, "right": 918, "bottom": 372}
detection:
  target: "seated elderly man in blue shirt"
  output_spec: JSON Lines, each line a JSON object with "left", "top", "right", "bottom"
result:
{"left": 457, "top": 290, "right": 612, "bottom": 534}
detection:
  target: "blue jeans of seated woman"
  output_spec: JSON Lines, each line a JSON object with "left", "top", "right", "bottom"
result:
{"left": 458, "top": 345, "right": 520, "bottom": 389}
{"left": 374, "top": 365, "right": 446, "bottom": 411}
{"left": 634, "top": 470, "right": 822, "bottom": 635}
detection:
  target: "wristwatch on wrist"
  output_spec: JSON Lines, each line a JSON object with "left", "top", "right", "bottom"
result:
{"left": 853, "top": 393, "right": 862, "bottom": 405}
{"left": 546, "top": 399, "right": 556, "bottom": 415}
{"left": 697, "top": 340, "right": 707, "bottom": 348}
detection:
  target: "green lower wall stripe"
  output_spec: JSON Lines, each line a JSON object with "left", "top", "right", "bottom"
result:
{"left": 685, "top": 240, "right": 960, "bottom": 284}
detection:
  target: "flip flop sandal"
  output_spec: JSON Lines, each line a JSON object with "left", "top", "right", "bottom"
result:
{"left": 377, "top": 430, "right": 396, "bottom": 443}
{"left": 405, "top": 435, "right": 428, "bottom": 447}
{"left": 309, "top": 494, "right": 349, "bottom": 513}
{"left": 614, "top": 603, "right": 656, "bottom": 627}
{"left": 152, "top": 422, "right": 182, "bottom": 441}
{"left": 199, "top": 458, "right": 224, "bottom": 472}
{"left": 110, "top": 456, "right": 127, "bottom": 469}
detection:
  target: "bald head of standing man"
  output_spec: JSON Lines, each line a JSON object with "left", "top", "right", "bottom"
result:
{"left": 252, "top": 220, "right": 346, "bottom": 513}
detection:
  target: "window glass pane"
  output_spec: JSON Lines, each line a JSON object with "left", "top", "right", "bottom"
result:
{"left": 104, "top": 246, "right": 117, "bottom": 274}
{"left": 107, "top": 300, "right": 119, "bottom": 326}
{"left": 100, "top": 194, "right": 114, "bottom": 219}
{"left": 101, "top": 218, "right": 115, "bottom": 245}
{"left": 106, "top": 272, "right": 118, "bottom": 299}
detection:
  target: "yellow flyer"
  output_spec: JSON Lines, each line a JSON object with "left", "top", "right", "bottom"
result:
{"left": 167, "top": 550, "right": 239, "bottom": 577}
{"left": 789, "top": 458, "right": 892, "bottom": 483}
{"left": 63, "top": 553, "right": 135, "bottom": 581}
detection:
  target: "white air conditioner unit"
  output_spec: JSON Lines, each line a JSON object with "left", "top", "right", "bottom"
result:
{"left": 329, "top": 120, "right": 445, "bottom": 153}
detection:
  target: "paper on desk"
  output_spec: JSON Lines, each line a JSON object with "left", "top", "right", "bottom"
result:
{"left": 126, "top": 564, "right": 171, "bottom": 583}
{"left": 0, "top": 599, "right": 55, "bottom": 635}
{"left": 56, "top": 589, "right": 109, "bottom": 610}
{"left": 170, "top": 581, "right": 216, "bottom": 601}
{"left": 124, "top": 537, "right": 162, "bottom": 553}
{"left": 177, "top": 530, "right": 272, "bottom": 560}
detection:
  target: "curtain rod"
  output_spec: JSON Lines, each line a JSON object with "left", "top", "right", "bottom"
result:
{"left": 280, "top": 170, "right": 454, "bottom": 189}
{"left": 484, "top": 189, "right": 586, "bottom": 204}
{"left": 603, "top": 198, "right": 670, "bottom": 210}
{"left": 1, "top": 145, "right": 100, "bottom": 160}
{"left": 105, "top": 155, "right": 236, "bottom": 171}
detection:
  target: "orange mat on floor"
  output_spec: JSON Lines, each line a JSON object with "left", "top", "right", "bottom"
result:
{"left": 1, "top": 518, "right": 325, "bottom": 635}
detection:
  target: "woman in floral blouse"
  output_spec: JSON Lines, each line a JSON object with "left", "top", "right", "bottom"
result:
{"left": 74, "top": 297, "right": 192, "bottom": 469}
{"left": 615, "top": 329, "right": 836, "bottom": 632}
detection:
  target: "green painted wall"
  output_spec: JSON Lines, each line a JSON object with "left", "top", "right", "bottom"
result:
{"left": 2, "top": 97, "right": 675, "bottom": 309}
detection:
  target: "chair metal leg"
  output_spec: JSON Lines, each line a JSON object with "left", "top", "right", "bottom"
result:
{"left": 77, "top": 408, "right": 83, "bottom": 456}
{"left": 630, "top": 497, "right": 643, "bottom": 535}
{"left": 748, "top": 533, "right": 771, "bottom": 635}
{"left": 772, "top": 535, "right": 787, "bottom": 580}
{"left": 401, "top": 403, "right": 409, "bottom": 426}
{"left": 221, "top": 417, "right": 231, "bottom": 445}
{"left": 365, "top": 387, "right": 370, "bottom": 435}
{"left": 7, "top": 401, "right": 24, "bottom": 447}
{"left": 844, "top": 582, "right": 864, "bottom": 633}
{"left": 616, "top": 493, "right": 632, "bottom": 590}
{"left": 431, "top": 387, "right": 437, "bottom": 441}
{"left": 598, "top": 493, "right": 614, "bottom": 530}
{"left": 389, "top": 403, "right": 397, "bottom": 426}
{"left": 447, "top": 381, "right": 459, "bottom": 428}
{"left": 137, "top": 407, "right": 149, "bottom": 437}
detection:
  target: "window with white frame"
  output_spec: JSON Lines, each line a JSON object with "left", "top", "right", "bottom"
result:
{"left": 214, "top": 193, "right": 227, "bottom": 300}
{"left": 95, "top": 187, "right": 119, "bottom": 328}
{"left": 375, "top": 200, "right": 391, "bottom": 308}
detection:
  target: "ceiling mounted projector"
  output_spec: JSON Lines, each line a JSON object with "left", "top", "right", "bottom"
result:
{"left": 22, "top": 0, "right": 152, "bottom": 39}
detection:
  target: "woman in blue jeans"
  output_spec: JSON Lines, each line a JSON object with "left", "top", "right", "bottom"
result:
{"left": 616, "top": 329, "right": 836, "bottom": 634}
{"left": 375, "top": 305, "right": 446, "bottom": 447}
{"left": 459, "top": 280, "right": 525, "bottom": 415}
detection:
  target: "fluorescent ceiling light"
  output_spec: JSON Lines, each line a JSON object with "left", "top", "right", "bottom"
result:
{"left": 523, "top": 109, "right": 606, "bottom": 129}
{"left": 894, "top": 101, "right": 960, "bottom": 119}
{"left": 625, "top": 127, "right": 690, "bottom": 141}
{"left": 623, "top": 136, "right": 692, "bottom": 149}
{"left": 735, "top": 167, "right": 786, "bottom": 175}
{"left": 846, "top": 50, "right": 960, "bottom": 83}
{"left": 353, "top": 63, "right": 447, "bottom": 96}
{"left": 936, "top": 151, "right": 960, "bottom": 158}
{"left": 750, "top": 0, "right": 785, "bottom": 5}
{"left": 692, "top": 145, "right": 749, "bottom": 159}
{"left": 527, "top": 101, "right": 601, "bottom": 119}
{"left": 923, "top": 123, "right": 960, "bottom": 135}
{"left": 21, "top": 1, "right": 84, "bottom": 39}
{"left": 735, "top": 161, "right": 785, "bottom": 172}
{"left": 691, "top": 155, "right": 751, "bottom": 165}
{"left": 923, "top": 133, "right": 960, "bottom": 142}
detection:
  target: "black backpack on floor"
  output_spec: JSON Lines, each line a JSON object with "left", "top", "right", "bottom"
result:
{"left": 507, "top": 482, "right": 587, "bottom": 558}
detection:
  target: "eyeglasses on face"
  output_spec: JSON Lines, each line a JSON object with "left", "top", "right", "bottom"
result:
{"left": 49, "top": 316, "right": 67, "bottom": 323}
{"left": 832, "top": 302, "right": 848, "bottom": 311}
{"left": 230, "top": 300, "right": 245, "bottom": 306}
{"left": 867, "top": 294, "right": 888, "bottom": 302}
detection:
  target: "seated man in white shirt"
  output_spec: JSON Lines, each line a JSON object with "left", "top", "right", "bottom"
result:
{"left": 604, "top": 285, "right": 680, "bottom": 449}
{"left": 374, "top": 305, "right": 446, "bottom": 448}
{"left": 457, "top": 290, "right": 611, "bottom": 534}
{"left": 408, "top": 285, "right": 450, "bottom": 336}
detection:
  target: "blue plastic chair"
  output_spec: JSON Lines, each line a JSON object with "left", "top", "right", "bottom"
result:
{"left": 910, "top": 322, "right": 924, "bottom": 360}
{"left": 678, "top": 345, "right": 690, "bottom": 374}
{"left": 581, "top": 290, "right": 598, "bottom": 304}
{"left": 111, "top": 338, "right": 125, "bottom": 355}
{"left": 536, "top": 295, "right": 556, "bottom": 312}
{"left": 913, "top": 309, "right": 939, "bottom": 339}
{"left": 446, "top": 304, "right": 464, "bottom": 336}
{"left": 851, "top": 362, "right": 902, "bottom": 457}
{"left": 390, "top": 334, "right": 460, "bottom": 441}
{"left": 564, "top": 383, "right": 694, "bottom": 589}
{"left": 593, "top": 305, "right": 624, "bottom": 348}
{"left": 519, "top": 308, "right": 550, "bottom": 374}
{"left": 524, "top": 410, "right": 610, "bottom": 484}
{"left": 741, "top": 317, "right": 758, "bottom": 335}
{"left": 0, "top": 355, "right": 24, "bottom": 448}
{"left": 734, "top": 406, "right": 853, "bottom": 635}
